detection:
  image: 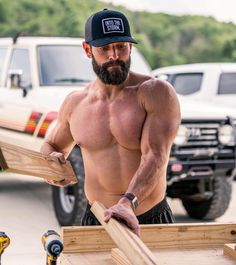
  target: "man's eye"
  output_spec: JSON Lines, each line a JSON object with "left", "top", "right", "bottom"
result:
{"left": 100, "top": 46, "right": 109, "bottom": 52}
{"left": 117, "top": 44, "right": 127, "bottom": 49}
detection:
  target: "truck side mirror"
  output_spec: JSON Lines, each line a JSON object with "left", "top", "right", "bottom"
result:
{"left": 8, "top": 69, "right": 23, "bottom": 88}
{"left": 8, "top": 69, "right": 27, "bottom": 97}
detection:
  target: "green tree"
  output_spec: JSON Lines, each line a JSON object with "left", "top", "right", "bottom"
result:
{"left": 1, "top": 0, "right": 236, "bottom": 68}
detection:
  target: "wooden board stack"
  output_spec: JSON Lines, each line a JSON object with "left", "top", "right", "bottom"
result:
{"left": 61, "top": 201, "right": 236, "bottom": 265}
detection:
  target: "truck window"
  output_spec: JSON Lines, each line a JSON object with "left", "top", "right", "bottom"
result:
{"left": 8, "top": 49, "right": 32, "bottom": 89}
{"left": 218, "top": 73, "right": 236, "bottom": 94}
{"left": 0, "top": 48, "right": 7, "bottom": 79}
{"left": 171, "top": 73, "right": 203, "bottom": 95}
{"left": 38, "top": 45, "right": 96, "bottom": 86}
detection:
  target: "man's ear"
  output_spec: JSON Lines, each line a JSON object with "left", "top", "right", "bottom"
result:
{"left": 82, "top": 41, "right": 92, "bottom": 58}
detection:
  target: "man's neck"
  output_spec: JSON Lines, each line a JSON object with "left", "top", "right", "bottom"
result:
{"left": 95, "top": 76, "right": 129, "bottom": 100}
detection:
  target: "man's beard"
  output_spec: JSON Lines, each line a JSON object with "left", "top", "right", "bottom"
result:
{"left": 92, "top": 55, "right": 131, "bottom": 85}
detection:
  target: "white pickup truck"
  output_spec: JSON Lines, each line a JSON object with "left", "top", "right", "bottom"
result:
{"left": 0, "top": 37, "right": 236, "bottom": 225}
{"left": 152, "top": 63, "right": 236, "bottom": 109}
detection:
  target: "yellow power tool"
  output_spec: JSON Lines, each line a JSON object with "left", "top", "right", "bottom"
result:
{"left": 0, "top": 232, "right": 10, "bottom": 265}
{"left": 42, "top": 230, "right": 63, "bottom": 265}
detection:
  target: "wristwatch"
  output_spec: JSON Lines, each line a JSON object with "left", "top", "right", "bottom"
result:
{"left": 123, "top": 193, "right": 138, "bottom": 210}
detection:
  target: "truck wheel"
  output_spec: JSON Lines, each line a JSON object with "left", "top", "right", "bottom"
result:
{"left": 181, "top": 177, "right": 232, "bottom": 220}
{"left": 52, "top": 146, "right": 87, "bottom": 226}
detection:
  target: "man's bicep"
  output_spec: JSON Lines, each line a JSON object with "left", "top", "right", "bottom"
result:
{"left": 140, "top": 101, "right": 180, "bottom": 158}
{"left": 140, "top": 80, "right": 181, "bottom": 156}
{"left": 140, "top": 114, "right": 178, "bottom": 157}
{"left": 45, "top": 120, "right": 75, "bottom": 156}
{"left": 43, "top": 95, "right": 76, "bottom": 155}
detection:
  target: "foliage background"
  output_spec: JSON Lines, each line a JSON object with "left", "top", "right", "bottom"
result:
{"left": 1, "top": 0, "right": 236, "bottom": 69}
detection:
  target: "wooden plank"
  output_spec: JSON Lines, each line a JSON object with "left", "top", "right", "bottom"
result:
{"left": 60, "top": 251, "right": 114, "bottom": 265}
{"left": 62, "top": 223, "right": 236, "bottom": 253}
{"left": 0, "top": 148, "right": 8, "bottom": 170}
{"left": 60, "top": 254, "right": 74, "bottom": 265}
{"left": 62, "top": 226, "right": 114, "bottom": 253}
{"left": 111, "top": 248, "right": 131, "bottom": 265}
{"left": 136, "top": 223, "right": 236, "bottom": 249}
{"left": 224, "top": 244, "right": 236, "bottom": 260}
{"left": 60, "top": 252, "right": 114, "bottom": 265}
{"left": 112, "top": 247, "right": 236, "bottom": 265}
{"left": 0, "top": 141, "right": 77, "bottom": 183}
{"left": 91, "top": 201, "right": 158, "bottom": 265}
{"left": 61, "top": 248, "right": 236, "bottom": 265}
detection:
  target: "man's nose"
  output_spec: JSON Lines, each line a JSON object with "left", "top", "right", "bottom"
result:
{"left": 108, "top": 47, "right": 119, "bottom": 60}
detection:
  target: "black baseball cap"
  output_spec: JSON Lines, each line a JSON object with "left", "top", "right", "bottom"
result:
{"left": 85, "top": 9, "right": 138, "bottom": 47}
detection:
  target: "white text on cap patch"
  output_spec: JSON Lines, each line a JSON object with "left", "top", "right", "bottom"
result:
{"left": 102, "top": 18, "right": 124, "bottom": 34}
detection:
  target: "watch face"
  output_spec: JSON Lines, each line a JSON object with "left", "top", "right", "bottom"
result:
{"left": 132, "top": 197, "right": 138, "bottom": 208}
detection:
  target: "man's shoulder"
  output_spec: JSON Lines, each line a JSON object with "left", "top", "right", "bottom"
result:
{"left": 129, "top": 71, "right": 152, "bottom": 85}
{"left": 138, "top": 76, "right": 176, "bottom": 101}
{"left": 129, "top": 71, "right": 173, "bottom": 92}
{"left": 60, "top": 86, "right": 90, "bottom": 116}
{"left": 64, "top": 86, "right": 89, "bottom": 105}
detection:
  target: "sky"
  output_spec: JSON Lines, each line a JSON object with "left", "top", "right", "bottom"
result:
{"left": 101, "top": 0, "right": 236, "bottom": 24}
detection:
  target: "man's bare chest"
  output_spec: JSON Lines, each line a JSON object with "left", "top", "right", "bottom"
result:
{"left": 69, "top": 99, "right": 146, "bottom": 150}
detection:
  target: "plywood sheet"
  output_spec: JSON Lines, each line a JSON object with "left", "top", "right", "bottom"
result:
{"left": 224, "top": 244, "right": 236, "bottom": 260}
{"left": 60, "top": 251, "right": 114, "bottom": 265}
{"left": 112, "top": 247, "right": 236, "bottom": 265}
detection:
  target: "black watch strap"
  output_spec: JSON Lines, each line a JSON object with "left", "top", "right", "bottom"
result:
{"left": 123, "top": 193, "right": 138, "bottom": 210}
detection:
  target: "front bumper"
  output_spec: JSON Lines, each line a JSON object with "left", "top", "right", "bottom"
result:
{"left": 167, "top": 148, "right": 236, "bottom": 184}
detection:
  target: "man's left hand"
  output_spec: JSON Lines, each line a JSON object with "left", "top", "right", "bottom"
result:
{"left": 104, "top": 201, "right": 140, "bottom": 236}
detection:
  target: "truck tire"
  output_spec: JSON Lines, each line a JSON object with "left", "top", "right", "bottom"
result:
{"left": 181, "top": 177, "right": 232, "bottom": 220}
{"left": 52, "top": 146, "right": 87, "bottom": 226}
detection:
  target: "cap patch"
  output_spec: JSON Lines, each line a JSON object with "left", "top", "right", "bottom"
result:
{"left": 102, "top": 18, "right": 124, "bottom": 34}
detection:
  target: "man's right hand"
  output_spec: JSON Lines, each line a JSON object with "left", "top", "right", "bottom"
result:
{"left": 46, "top": 151, "right": 72, "bottom": 187}
{"left": 50, "top": 151, "right": 66, "bottom": 163}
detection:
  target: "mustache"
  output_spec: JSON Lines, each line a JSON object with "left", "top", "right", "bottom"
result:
{"left": 102, "top": 60, "right": 125, "bottom": 68}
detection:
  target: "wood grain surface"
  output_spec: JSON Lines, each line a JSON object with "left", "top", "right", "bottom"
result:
{"left": 112, "top": 247, "right": 236, "bottom": 265}
{"left": 61, "top": 223, "right": 236, "bottom": 265}
{"left": 0, "top": 141, "right": 77, "bottom": 183}
{"left": 91, "top": 201, "right": 158, "bottom": 265}
{"left": 62, "top": 223, "right": 236, "bottom": 253}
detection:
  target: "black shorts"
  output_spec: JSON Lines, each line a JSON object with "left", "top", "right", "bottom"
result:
{"left": 81, "top": 197, "right": 175, "bottom": 226}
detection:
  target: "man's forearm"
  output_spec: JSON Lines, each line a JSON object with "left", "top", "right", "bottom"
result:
{"left": 126, "top": 153, "right": 167, "bottom": 204}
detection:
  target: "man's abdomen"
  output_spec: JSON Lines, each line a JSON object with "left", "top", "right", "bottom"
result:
{"left": 82, "top": 145, "right": 166, "bottom": 214}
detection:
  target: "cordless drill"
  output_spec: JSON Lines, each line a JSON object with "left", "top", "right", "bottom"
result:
{"left": 42, "top": 230, "right": 63, "bottom": 265}
{"left": 0, "top": 232, "right": 10, "bottom": 265}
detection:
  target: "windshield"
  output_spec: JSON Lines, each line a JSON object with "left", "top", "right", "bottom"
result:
{"left": 38, "top": 45, "right": 96, "bottom": 86}
{"left": 38, "top": 45, "right": 151, "bottom": 86}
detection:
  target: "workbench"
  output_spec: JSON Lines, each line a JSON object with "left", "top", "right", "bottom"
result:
{"left": 1, "top": 142, "right": 234, "bottom": 264}
{"left": 60, "top": 202, "right": 236, "bottom": 265}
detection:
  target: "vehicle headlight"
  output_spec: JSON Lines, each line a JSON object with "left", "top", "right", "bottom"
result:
{"left": 174, "top": 125, "right": 188, "bottom": 146}
{"left": 218, "top": 125, "right": 234, "bottom": 145}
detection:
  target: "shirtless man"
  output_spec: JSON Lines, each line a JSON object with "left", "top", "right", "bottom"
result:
{"left": 40, "top": 9, "right": 181, "bottom": 235}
